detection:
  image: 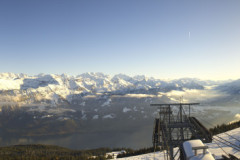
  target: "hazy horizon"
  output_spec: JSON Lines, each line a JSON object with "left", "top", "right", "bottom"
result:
{"left": 0, "top": 71, "right": 237, "bottom": 81}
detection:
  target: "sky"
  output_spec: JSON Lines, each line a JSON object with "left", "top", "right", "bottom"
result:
{"left": 0, "top": 0, "right": 240, "bottom": 80}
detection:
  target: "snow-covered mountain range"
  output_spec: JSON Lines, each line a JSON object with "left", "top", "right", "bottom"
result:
{"left": 0, "top": 72, "right": 228, "bottom": 106}
{"left": 0, "top": 73, "right": 208, "bottom": 104}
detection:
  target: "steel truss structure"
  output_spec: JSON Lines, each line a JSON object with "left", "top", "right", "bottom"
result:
{"left": 151, "top": 103, "right": 212, "bottom": 160}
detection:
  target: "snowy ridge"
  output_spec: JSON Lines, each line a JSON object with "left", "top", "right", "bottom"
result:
{"left": 0, "top": 72, "right": 214, "bottom": 106}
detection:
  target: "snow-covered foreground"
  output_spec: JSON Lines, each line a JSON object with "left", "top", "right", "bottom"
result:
{"left": 112, "top": 151, "right": 167, "bottom": 160}
{"left": 114, "top": 127, "right": 240, "bottom": 160}
{"left": 207, "top": 127, "right": 240, "bottom": 159}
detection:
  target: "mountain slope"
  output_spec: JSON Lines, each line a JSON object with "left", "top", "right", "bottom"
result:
{"left": 0, "top": 72, "right": 209, "bottom": 106}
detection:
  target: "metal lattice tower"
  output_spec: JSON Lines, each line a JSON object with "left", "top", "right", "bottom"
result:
{"left": 151, "top": 103, "right": 212, "bottom": 160}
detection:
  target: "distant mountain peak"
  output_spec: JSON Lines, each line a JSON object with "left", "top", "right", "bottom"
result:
{"left": 0, "top": 72, "right": 232, "bottom": 106}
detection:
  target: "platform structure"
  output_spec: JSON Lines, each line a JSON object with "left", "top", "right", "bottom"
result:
{"left": 151, "top": 103, "right": 212, "bottom": 160}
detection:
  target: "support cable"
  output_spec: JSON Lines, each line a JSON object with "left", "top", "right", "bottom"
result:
{"left": 224, "top": 132, "right": 240, "bottom": 144}
{"left": 173, "top": 148, "right": 180, "bottom": 159}
{"left": 195, "top": 116, "right": 240, "bottom": 157}
{"left": 213, "top": 137, "right": 240, "bottom": 152}
{"left": 212, "top": 138, "right": 230, "bottom": 158}
{"left": 196, "top": 116, "right": 240, "bottom": 147}
{"left": 214, "top": 135, "right": 240, "bottom": 151}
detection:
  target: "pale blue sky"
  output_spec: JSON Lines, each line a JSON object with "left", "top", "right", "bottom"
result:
{"left": 0, "top": 0, "right": 240, "bottom": 80}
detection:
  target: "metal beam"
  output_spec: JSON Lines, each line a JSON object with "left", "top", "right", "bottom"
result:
{"left": 167, "top": 123, "right": 191, "bottom": 128}
{"left": 151, "top": 102, "right": 212, "bottom": 160}
{"left": 150, "top": 103, "right": 199, "bottom": 106}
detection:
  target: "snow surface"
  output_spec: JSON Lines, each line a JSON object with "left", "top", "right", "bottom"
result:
{"left": 92, "top": 115, "right": 99, "bottom": 120}
{"left": 107, "top": 151, "right": 126, "bottom": 159}
{"left": 123, "top": 107, "right": 131, "bottom": 113}
{"left": 101, "top": 98, "right": 111, "bottom": 107}
{"left": 183, "top": 140, "right": 214, "bottom": 160}
{"left": 114, "top": 127, "right": 240, "bottom": 160}
{"left": 103, "top": 114, "right": 116, "bottom": 119}
{"left": 207, "top": 127, "right": 240, "bottom": 159}
{"left": 114, "top": 148, "right": 179, "bottom": 160}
